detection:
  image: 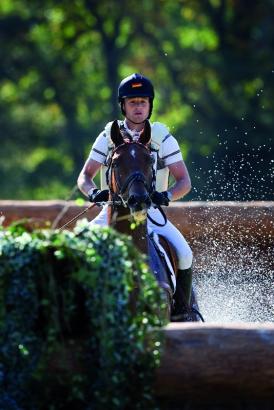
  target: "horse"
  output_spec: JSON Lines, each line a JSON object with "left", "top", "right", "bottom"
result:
{"left": 105, "top": 119, "right": 200, "bottom": 321}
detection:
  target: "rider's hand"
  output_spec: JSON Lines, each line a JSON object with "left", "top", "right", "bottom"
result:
{"left": 88, "top": 188, "right": 109, "bottom": 203}
{"left": 150, "top": 190, "right": 171, "bottom": 206}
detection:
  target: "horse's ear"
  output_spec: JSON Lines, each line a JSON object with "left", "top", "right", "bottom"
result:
{"left": 139, "top": 120, "right": 151, "bottom": 145}
{"left": 111, "top": 120, "right": 124, "bottom": 147}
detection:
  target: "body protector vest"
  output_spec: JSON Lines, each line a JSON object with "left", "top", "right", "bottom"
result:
{"left": 100, "top": 121, "right": 170, "bottom": 192}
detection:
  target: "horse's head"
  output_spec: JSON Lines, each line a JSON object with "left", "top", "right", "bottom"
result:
{"left": 109, "top": 120, "right": 155, "bottom": 216}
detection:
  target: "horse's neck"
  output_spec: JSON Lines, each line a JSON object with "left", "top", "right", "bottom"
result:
{"left": 107, "top": 206, "right": 148, "bottom": 255}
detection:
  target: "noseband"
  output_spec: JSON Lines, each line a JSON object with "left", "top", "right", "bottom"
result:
{"left": 117, "top": 171, "right": 150, "bottom": 197}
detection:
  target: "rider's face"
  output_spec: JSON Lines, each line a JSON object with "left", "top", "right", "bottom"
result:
{"left": 123, "top": 97, "right": 150, "bottom": 124}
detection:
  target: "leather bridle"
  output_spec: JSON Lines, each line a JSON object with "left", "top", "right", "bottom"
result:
{"left": 106, "top": 141, "right": 167, "bottom": 227}
{"left": 107, "top": 141, "right": 155, "bottom": 207}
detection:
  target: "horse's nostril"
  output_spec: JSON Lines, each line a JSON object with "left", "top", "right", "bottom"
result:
{"left": 128, "top": 194, "right": 151, "bottom": 209}
{"left": 128, "top": 195, "right": 137, "bottom": 207}
{"left": 145, "top": 196, "right": 151, "bottom": 207}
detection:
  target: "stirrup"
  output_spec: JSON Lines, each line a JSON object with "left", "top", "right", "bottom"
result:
{"left": 192, "top": 307, "right": 205, "bottom": 322}
{"left": 171, "top": 307, "right": 205, "bottom": 323}
{"left": 170, "top": 312, "right": 192, "bottom": 322}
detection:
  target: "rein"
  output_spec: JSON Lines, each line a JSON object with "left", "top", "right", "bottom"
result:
{"left": 57, "top": 202, "right": 97, "bottom": 231}
{"left": 147, "top": 205, "right": 167, "bottom": 227}
{"left": 55, "top": 199, "right": 167, "bottom": 231}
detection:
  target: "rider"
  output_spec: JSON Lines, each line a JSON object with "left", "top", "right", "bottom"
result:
{"left": 77, "top": 73, "right": 194, "bottom": 321}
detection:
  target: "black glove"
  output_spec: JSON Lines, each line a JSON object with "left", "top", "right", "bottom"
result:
{"left": 88, "top": 188, "right": 109, "bottom": 203}
{"left": 150, "top": 191, "right": 170, "bottom": 206}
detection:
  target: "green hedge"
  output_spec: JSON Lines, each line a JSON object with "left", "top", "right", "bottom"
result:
{"left": 0, "top": 219, "right": 167, "bottom": 410}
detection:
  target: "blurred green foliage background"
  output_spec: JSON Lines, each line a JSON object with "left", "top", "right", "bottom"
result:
{"left": 0, "top": 0, "right": 273, "bottom": 200}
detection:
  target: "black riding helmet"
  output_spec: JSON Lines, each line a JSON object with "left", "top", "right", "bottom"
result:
{"left": 118, "top": 73, "right": 154, "bottom": 119}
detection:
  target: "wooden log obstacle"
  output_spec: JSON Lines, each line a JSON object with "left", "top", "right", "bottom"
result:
{"left": 155, "top": 323, "right": 274, "bottom": 405}
{"left": 0, "top": 200, "right": 273, "bottom": 245}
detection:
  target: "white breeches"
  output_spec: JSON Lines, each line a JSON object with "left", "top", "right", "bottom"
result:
{"left": 89, "top": 205, "right": 193, "bottom": 270}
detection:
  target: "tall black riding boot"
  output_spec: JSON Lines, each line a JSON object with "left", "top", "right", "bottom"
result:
{"left": 171, "top": 268, "right": 193, "bottom": 322}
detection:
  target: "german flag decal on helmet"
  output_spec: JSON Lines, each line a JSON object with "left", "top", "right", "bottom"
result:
{"left": 131, "top": 82, "right": 142, "bottom": 88}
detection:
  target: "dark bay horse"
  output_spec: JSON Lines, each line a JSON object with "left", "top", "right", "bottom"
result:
{"left": 105, "top": 120, "right": 200, "bottom": 320}
{"left": 106, "top": 120, "right": 176, "bottom": 313}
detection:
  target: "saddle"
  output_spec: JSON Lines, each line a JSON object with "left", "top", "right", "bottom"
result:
{"left": 148, "top": 232, "right": 178, "bottom": 300}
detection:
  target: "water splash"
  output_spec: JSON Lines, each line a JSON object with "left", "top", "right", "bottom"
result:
{"left": 194, "top": 243, "right": 273, "bottom": 323}
{"left": 190, "top": 140, "right": 273, "bottom": 201}
{"left": 189, "top": 203, "right": 273, "bottom": 323}
{"left": 186, "top": 133, "right": 273, "bottom": 323}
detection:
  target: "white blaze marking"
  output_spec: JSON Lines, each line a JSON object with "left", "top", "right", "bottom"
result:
{"left": 130, "top": 147, "right": 136, "bottom": 158}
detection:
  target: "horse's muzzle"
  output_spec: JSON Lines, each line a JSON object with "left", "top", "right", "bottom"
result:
{"left": 127, "top": 193, "right": 151, "bottom": 211}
